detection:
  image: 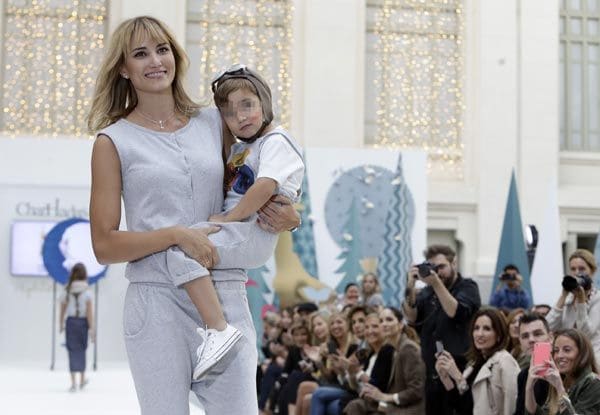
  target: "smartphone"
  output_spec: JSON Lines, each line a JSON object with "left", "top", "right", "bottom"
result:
{"left": 533, "top": 342, "right": 552, "bottom": 375}
{"left": 327, "top": 342, "right": 338, "bottom": 355}
{"left": 435, "top": 341, "right": 444, "bottom": 355}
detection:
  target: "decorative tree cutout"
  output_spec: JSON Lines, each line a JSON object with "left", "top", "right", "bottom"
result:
{"left": 335, "top": 196, "right": 363, "bottom": 292}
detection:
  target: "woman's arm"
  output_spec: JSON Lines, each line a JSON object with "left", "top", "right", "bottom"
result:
{"left": 90, "top": 135, "right": 219, "bottom": 265}
{"left": 59, "top": 301, "right": 67, "bottom": 333}
{"left": 500, "top": 356, "right": 520, "bottom": 415}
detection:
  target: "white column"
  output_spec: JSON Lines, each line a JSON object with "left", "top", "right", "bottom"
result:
{"left": 294, "top": 0, "right": 365, "bottom": 148}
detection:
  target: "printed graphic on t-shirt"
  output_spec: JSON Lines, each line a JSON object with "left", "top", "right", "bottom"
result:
{"left": 226, "top": 148, "right": 254, "bottom": 195}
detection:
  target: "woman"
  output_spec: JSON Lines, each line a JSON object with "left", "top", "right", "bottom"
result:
{"left": 310, "top": 312, "right": 394, "bottom": 415}
{"left": 87, "top": 16, "right": 297, "bottom": 414}
{"left": 526, "top": 328, "right": 600, "bottom": 414}
{"left": 59, "top": 263, "right": 94, "bottom": 392}
{"left": 294, "top": 312, "right": 358, "bottom": 415}
{"left": 344, "top": 307, "right": 425, "bottom": 415}
{"left": 435, "top": 307, "right": 520, "bottom": 415}
{"left": 507, "top": 307, "right": 528, "bottom": 368}
{"left": 361, "top": 274, "right": 385, "bottom": 310}
{"left": 546, "top": 249, "right": 600, "bottom": 363}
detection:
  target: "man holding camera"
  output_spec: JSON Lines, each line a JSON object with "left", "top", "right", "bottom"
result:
{"left": 490, "top": 264, "right": 532, "bottom": 311}
{"left": 403, "top": 245, "right": 481, "bottom": 415}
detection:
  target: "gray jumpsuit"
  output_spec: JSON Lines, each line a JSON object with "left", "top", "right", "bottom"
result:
{"left": 100, "top": 108, "right": 258, "bottom": 414}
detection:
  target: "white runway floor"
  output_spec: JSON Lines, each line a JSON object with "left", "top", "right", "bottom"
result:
{"left": 1, "top": 362, "right": 205, "bottom": 414}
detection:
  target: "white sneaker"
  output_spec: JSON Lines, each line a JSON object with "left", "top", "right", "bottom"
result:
{"left": 193, "top": 324, "right": 242, "bottom": 380}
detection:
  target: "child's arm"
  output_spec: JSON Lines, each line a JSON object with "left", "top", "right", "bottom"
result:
{"left": 210, "top": 177, "right": 277, "bottom": 222}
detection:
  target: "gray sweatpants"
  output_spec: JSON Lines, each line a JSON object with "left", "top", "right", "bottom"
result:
{"left": 166, "top": 219, "right": 276, "bottom": 286}
{"left": 123, "top": 281, "right": 258, "bottom": 415}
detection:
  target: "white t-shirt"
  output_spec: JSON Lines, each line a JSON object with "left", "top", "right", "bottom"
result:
{"left": 60, "top": 287, "right": 92, "bottom": 318}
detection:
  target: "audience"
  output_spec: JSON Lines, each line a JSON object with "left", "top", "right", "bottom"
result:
{"left": 506, "top": 308, "right": 528, "bottom": 368}
{"left": 360, "top": 273, "right": 385, "bottom": 311}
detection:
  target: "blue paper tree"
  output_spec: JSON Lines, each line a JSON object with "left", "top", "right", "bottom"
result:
{"left": 292, "top": 154, "right": 319, "bottom": 278}
{"left": 377, "top": 154, "right": 415, "bottom": 306}
{"left": 335, "top": 196, "right": 363, "bottom": 292}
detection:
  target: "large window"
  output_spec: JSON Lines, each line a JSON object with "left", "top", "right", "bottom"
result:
{"left": 366, "top": 0, "right": 464, "bottom": 175}
{"left": 1, "top": 0, "right": 108, "bottom": 137}
{"left": 560, "top": 0, "right": 600, "bottom": 151}
{"left": 186, "top": 0, "right": 293, "bottom": 127}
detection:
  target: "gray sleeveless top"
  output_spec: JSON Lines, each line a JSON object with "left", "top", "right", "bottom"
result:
{"left": 99, "top": 107, "right": 246, "bottom": 284}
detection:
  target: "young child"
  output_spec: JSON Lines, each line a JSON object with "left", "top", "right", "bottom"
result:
{"left": 170, "top": 64, "right": 304, "bottom": 381}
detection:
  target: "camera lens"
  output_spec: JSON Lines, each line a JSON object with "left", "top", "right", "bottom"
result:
{"left": 562, "top": 275, "right": 578, "bottom": 292}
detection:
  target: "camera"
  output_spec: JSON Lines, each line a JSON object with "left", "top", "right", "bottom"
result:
{"left": 500, "top": 273, "right": 517, "bottom": 281}
{"left": 562, "top": 274, "right": 593, "bottom": 292}
{"left": 416, "top": 261, "right": 440, "bottom": 278}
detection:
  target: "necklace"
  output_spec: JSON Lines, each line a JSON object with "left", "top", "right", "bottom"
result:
{"left": 135, "top": 108, "right": 177, "bottom": 130}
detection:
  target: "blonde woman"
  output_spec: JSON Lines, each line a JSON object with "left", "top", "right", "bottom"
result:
{"left": 87, "top": 16, "right": 297, "bottom": 414}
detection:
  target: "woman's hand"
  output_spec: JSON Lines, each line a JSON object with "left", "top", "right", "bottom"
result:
{"left": 347, "top": 354, "right": 361, "bottom": 375}
{"left": 303, "top": 344, "right": 322, "bottom": 363}
{"left": 175, "top": 225, "right": 220, "bottom": 268}
{"left": 435, "top": 351, "right": 461, "bottom": 381}
{"left": 540, "top": 359, "right": 566, "bottom": 395}
{"left": 209, "top": 213, "right": 229, "bottom": 223}
{"left": 574, "top": 286, "right": 587, "bottom": 304}
{"left": 257, "top": 195, "right": 300, "bottom": 233}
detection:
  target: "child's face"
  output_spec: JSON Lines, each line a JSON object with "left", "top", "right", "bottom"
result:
{"left": 221, "top": 88, "right": 263, "bottom": 139}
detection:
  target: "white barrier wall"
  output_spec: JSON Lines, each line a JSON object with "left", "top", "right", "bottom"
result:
{"left": 0, "top": 138, "right": 128, "bottom": 363}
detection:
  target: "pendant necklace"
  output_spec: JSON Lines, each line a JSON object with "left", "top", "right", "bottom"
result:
{"left": 135, "top": 108, "right": 176, "bottom": 130}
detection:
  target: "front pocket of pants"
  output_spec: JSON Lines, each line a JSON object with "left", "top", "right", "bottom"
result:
{"left": 123, "top": 285, "right": 153, "bottom": 338}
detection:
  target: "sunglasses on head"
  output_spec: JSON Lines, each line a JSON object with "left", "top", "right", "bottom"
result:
{"left": 211, "top": 63, "right": 249, "bottom": 93}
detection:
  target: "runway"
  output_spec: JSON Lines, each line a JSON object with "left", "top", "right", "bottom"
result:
{"left": 1, "top": 362, "right": 206, "bottom": 414}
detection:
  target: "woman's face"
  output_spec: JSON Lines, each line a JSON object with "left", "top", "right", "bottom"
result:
{"left": 362, "top": 275, "right": 376, "bottom": 295}
{"left": 472, "top": 315, "right": 498, "bottom": 355}
{"left": 121, "top": 36, "right": 175, "bottom": 95}
{"left": 311, "top": 315, "right": 329, "bottom": 342}
{"left": 569, "top": 257, "right": 593, "bottom": 277}
{"left": 553, "top": 335, "right": 579, "bottom": 375}
{"left": 350, "top": 311, "right": 366, "bottom": 339}
{"left": 509, "top": 311, "right": 524, "bottom": 339}
{"left": 344, "top": 286, "right": 360, "bottom": 305}
{"left": 329, "top": 315, "right": 348, "bottom": 340}
{"left": 380, "top": 308, "right": 401, "bottom": 339}
{"left": 292, "top": 328, "right": 309, "bottom": 347}
{"left": 280, "top": 310, "right": 292, "bottom": 329}
{"left": 364, "top": 315, "right": 384, "bottom": 347}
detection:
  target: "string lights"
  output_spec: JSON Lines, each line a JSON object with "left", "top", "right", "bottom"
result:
{"left": 368, "top": 0, "right": 464, "bottom": 177}
{"left": 1, "top": 0, "right": 107, "bottom": 138}
{"left": 186, "top": 0, "right": 293, "bottom": 128}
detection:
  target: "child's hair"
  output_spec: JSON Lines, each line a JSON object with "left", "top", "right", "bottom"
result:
{"left": 66, "top": 263, "right": 87, "bottom": 295}
{"left": 212, "top": 65, "right": 274, "bottom": 131}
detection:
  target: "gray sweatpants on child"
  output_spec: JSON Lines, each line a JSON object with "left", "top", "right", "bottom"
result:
{"left": 166, "top": 219, "right": 277, "bottom": 286}
{"left": 124, "top": 280, "right": 258, "bottom": 414}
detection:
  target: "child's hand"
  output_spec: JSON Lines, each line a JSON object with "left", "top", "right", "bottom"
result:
{"left": 209, "top": 214, "right": 228, "bottom": 222}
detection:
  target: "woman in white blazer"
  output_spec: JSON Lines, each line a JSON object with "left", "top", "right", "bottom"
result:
{"left": 435, "top": 307, "right": 520, "bottom": 415}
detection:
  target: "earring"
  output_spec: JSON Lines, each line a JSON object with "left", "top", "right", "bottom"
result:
{"left": 121, "top": 74, "right": 129, "bottom": 79}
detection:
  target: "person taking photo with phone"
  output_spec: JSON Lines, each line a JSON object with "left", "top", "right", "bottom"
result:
{"left": 402, "top": 245, "right": 481, "bottom": 415}
{"left": 525, "top": 328, "right": 600, "bottom": 415}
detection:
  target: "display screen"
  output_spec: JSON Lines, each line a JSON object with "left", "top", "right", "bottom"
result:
{"left": 10, "top": 220, "right": 57, "bottom": 276}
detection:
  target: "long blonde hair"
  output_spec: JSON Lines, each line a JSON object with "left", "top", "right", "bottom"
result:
{"left": 87, "top": 16, "right": 201, "bottom": 133}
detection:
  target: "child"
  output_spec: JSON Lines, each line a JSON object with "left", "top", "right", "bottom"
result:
{"left": 168, "top": 64, "right": 304, "bottom": 380}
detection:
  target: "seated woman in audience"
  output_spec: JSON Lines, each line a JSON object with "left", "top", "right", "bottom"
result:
{"left": 343, "top": 307, "right": 425, "bottom": 415}
{"left": 278, "top": 310, "right": 331, "bottom": 415}
{"left": 348, "top": 305, "right": 368, "bottom": 347}
{"left": 546, "top": 249, "right": 600, "bottom": 363}
{"left": 294, "top": 311, "right": 357, "bottom": 415}
{"left": 435, "top": 307, "right": 520, "bottom": 415}
{"left": 264, "top": 320, "right": 312, "bottom": 414}
{"left": 525, "top": 328, "right": 600, "bottom": 415}
{"left": 507, "top": 307, "right": 528, "bottom": 368}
